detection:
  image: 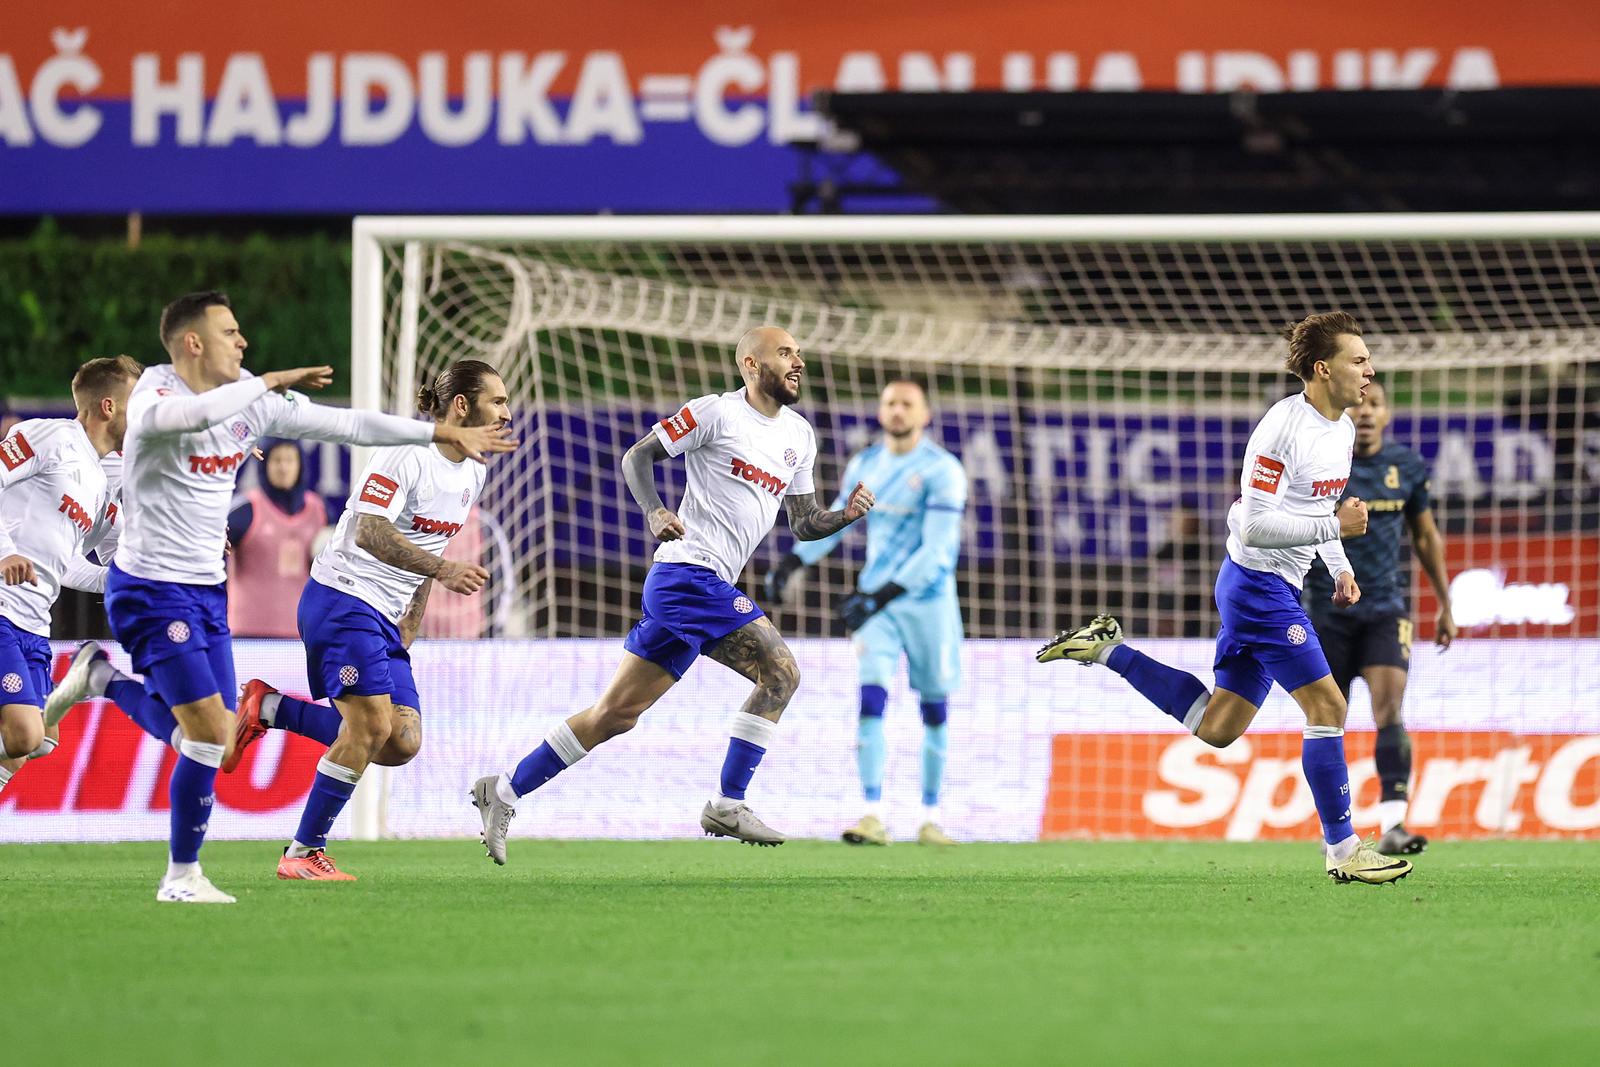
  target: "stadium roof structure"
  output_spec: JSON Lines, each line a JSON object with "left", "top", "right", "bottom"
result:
{"left": 801, "top": 88, "right": 1600, "bottom": 215}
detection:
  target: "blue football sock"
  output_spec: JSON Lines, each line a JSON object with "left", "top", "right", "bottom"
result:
{"left": 858, "top": 685, "right": 888, "bottom": 803}
{"left": 1302, "top": 729, "right": 1355, "bottom": 845}
{"left": 274, "top": 694, "right": 343, "bottom": 747}
{"left": 169, "top": 741, "right": 222, "bottom": 864}
{"left": 509, "top": 742, "right": 569, "bottom": 796}
{"left": 293, "top": 758, "right": 360, "bottom": 851}
{"left": 920, "top": 720, "right": 948, "bottom": 807}
{"left": 1104, "top": 645, "right": 1210, "bottom": 728}
{"left": 107, "top": 678, "right": 179, "bottom": 746}
{"left": 719, "top": 738, "right": 767, "bottom": 801}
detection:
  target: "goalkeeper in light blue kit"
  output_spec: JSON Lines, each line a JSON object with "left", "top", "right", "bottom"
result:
{"left": 764, "top": 380, "right": 967, "bottom": 846}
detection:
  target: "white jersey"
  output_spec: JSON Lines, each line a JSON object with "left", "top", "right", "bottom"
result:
{"left": 0, "top": 419, "right": 113, "bottom": 636}
{"left": 310, "top": 444, "right": 485, "bottom": 623}
{"left": 1226, "top": 392, "right": 1356, "bottom": 589}
{"left": 650, "top": 390, "right": 816, "bottom": 584}
{"left": 114, "top": 364, "right": 433, "bottom": 586}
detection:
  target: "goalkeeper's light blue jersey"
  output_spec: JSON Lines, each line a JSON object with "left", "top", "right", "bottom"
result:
{"left": 791, "top": 437, "right": 967, "bottom": 599}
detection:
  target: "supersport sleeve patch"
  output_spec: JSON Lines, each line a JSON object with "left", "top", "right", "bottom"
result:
{"left": 0, "top": 431, "right": 34, "bottom": 471}
{"left": 1249, "top": 454, "right": 1286, "bottom": 494}
{"left": 358, "top": 473, "right": 401, "bottom": 507}
{"left": 659, "top": 405, "right": 698, "bottom": 443}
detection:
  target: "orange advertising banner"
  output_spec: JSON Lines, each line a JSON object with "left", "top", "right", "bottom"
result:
{"left": 7, "top": 1, "right": 1600, "bottom": 95}
{"left": 1044, "top": 731, "right": 1600, "bottom": 840}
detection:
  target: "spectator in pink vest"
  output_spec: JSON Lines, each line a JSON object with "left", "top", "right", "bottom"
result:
{"left": 227, "top": 440, "right": 329, "bottom": 637}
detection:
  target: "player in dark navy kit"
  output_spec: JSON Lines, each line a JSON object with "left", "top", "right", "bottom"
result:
{"left": 1304, "top": 378, "right": 1457, "bottom": 856}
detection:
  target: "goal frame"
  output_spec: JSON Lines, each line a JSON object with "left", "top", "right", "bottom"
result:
{"left": 344, "top": 210, "right": 1600, "bottom": 840}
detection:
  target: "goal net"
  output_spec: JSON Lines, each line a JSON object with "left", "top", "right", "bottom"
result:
{"left": 351, "top": 215, "right": 1600, "bottom": 842}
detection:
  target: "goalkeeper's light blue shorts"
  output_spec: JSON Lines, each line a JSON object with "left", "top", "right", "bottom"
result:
{"left": 851, "top": 594, "right": 963, "bottom": 699}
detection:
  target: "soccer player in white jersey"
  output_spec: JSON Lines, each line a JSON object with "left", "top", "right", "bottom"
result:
{"left": 0, "top": 357, "right": 139, "bottom": 791}
{"left": 470, "top": 326, "right": 875, "bottom": 863}
{"left": 764, "top": 380, "right": 968, "bottom": 846}
{"left": 221, "top": 360, "right": 511, "bottom": 880}
{"left": 1038, "top": 311, "right": 1413, "bottom": 885}
{"left": 44, "top": 291, "right": 514, "bottom": 904}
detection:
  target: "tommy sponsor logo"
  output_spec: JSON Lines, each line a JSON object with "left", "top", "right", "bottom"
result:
{"left": 166, "top": 621, "right": 191, "bottom": 644}
{"left": 1, "top": 432, "right": 34, "bottom": 471}
{"left": 411, "top": 515, "right": 464, "bottom": 537}
{"left": 188, "top": 452, "right": 246, "bottom": 475}
{"left": 733, "top": 595, "right": 754, "bottom": 614}
{"left": 660, "top": 405, "right": 698, "bottom": 443}
{"left": 1287, "top": 624, "right": 1308, "bottom": 645}
{"left": 58, "top": 494, "right": 93, "bottom": 532}
{"left": 1, "top": 673, "right": 22, "bottom": 695}
{"left": 1311, "top": 477, "right": 1349, "bottom": 498}
{"left": 105, "top": 502, "right": 119, "bottom": 526}
{"left": 359, "top": 473, "right": 399, "bottom": 507}
{"left": 729, "top": 457, "right": 789, "bottom": 499}
{"left": 1248, "top": 454, "right": 1285, "bottom": 494}
{"left": 339, "top": 665, "right": 360, "bottom": 686}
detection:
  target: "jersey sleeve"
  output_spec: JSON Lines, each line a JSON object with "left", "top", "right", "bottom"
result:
{"left": 886, "top": 457, "right": 968, "bottom": 594}
{"left": 651, "top": 394, "right": 723, "bottom": 457}
{"left": 350, "top": 448, "right": 422, "bottom": 524}
{"left": 129, "top": 376, "right": 269, "bottom": 438}
{"left": 790, "top": 450, "right": 860, "bottom": 565}
{"left": 260, "top": 391, "right": 434, "bottom": 448}
{"left": 1233, "top": 408, "right": 1340, "bottom": 549}
{"left": 0, "top": 421, "right": 55, "bottom": 490}
{"left": 786, "top": 422, "right": 817, "bottom": 497}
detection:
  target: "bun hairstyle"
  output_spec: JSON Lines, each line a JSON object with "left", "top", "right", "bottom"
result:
{"left": 1282, "top": 311, "right": 1361, "bottom": 381}
{"left": 417, "top": 359, "right": 500, "bottom": 419}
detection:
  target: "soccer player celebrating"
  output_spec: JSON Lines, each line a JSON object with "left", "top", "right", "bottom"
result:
{"left": 470, "top": 326, "right": 874, "bottom": 863}
{"left": 45, "top": 292, "right": 514, "bottom": 904}
{"left": 1038, "top": 312, "right": 1413, "bottom": 885}
{"left": 763, "top": 380, "right": 967, "bottom": 846}
{"left": 1303, "top": 378, "right": 1456, "bottom": 856}
{"left": 0, "top": 357, "right": 139, "bottom": 790}
{"left": 224, "top": 360, "right": 512, "bottom": 881}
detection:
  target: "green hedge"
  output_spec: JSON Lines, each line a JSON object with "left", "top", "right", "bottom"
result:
{"left": 0, "top": 224, "right": 351, "bottom": 401}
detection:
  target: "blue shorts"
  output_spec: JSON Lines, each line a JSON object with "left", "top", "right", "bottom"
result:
{"left": 298, "top": 579, "right": 421, "bottom": 711}
{"left": 623, "top": 563, "right": 765, "bottom": 680}
{"left": 105, "top": 563, "right": 236, "bottom": 709}
{"left": 0, "top": 616, "right": 52, "bottom": 708}
{"left": 1212, "top": 557, "right": 1332, "bottom": 707}
{"left": 853, "top": 594, "right": 963, "bottom": 698}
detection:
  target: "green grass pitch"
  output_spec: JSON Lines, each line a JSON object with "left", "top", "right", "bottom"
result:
{"left": 3, "top": 839, "right": 1596, "bottom": 1065}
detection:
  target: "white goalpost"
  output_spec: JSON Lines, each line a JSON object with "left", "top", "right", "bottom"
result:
{"left": 346, "top": 213, "right": 1600, "bottom": 842}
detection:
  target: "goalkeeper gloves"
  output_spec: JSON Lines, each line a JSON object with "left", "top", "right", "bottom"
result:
{"left": 763, "top": 552, "right": 805, "bottom": 604}
{"left": 839, "top": 583, "right": 906, "bottom": 631}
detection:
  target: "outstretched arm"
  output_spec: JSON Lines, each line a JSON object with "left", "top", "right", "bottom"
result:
{"left": 621, "top": 433, "right": 685, "bottom": 540}
{"left": 1407, "top": 507, "right": 1457, "bottom": 649}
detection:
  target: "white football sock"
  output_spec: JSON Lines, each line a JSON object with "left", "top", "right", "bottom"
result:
{"left": 1376, "top": 800, "right": 1408, "bottom": 834}
{"left": 259, "top": 692, "right": 283, "bottom": 727}
{"left": 1327, "top": 833, "right": 1361, "bottom": 864}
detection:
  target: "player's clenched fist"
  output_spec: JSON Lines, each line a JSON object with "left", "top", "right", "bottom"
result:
{"left": 1, "top": 553, "right": 39, "bottom": 586}
{"left": 1332, "top": 569, "right": 1362, "bottom": 608}
{"left": 437, "top": 560, "right": 490, "bottom": 595}
{"left": 843, "top": 482, "right": 875, "bottom": 522}
{"left": 1337, "top": 497, "right": 1368, "bottom": 538}
{"left": 649, "top": 506, "right": 686, "bottom": 541}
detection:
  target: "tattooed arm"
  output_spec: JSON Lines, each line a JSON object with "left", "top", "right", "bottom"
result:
{"left": 783, "top": 482, "right": 876, "bottom": 541}
{"left": 356, "top": 514, "right": 487, "bottom": 596}
{"left": 397, "top": 578, "right": 434, "bottom": 649}
{"left": 621, "top": 433, "right": 686, "bottom": 541}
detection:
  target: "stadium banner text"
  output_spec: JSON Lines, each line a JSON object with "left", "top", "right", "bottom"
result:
{"left": 4, "top": 637, "right": 1595, "bottom": 843}
{"left": 4, "top": 1, "right": 1598, "bottom": 211}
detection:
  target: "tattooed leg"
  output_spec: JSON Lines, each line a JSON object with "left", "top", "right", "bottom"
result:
{"left": 705, "top": 617, "right": 802, "bottom": 723}
{"left": 372, "top": 704, "right": 423, "bottom": 767}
